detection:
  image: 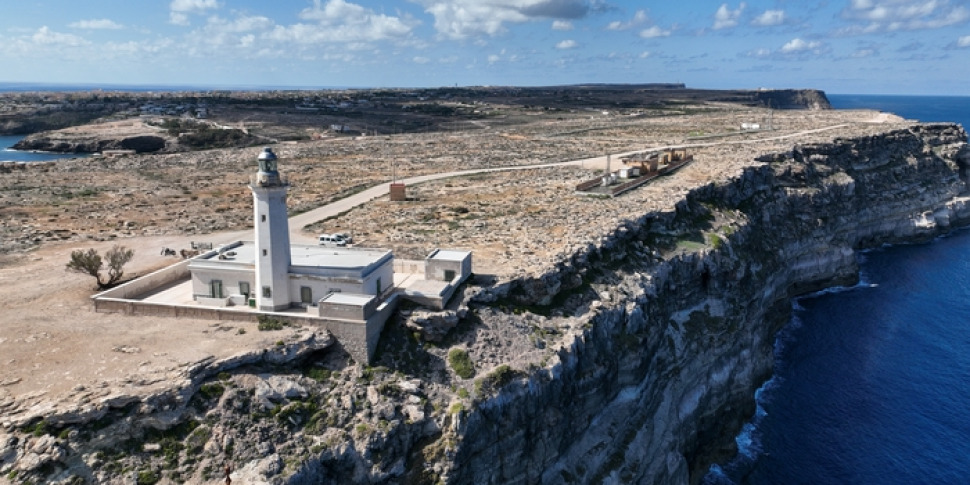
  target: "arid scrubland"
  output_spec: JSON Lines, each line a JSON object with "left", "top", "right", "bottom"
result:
{"left": 1, "top": 103, "right": 905, "bottom": 273}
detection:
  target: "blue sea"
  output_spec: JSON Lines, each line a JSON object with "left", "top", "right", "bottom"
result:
{"left": 704, "top": 94, "right": 970, "bottom": 484}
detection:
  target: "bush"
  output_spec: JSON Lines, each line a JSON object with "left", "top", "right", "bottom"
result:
{"left": 257, "top": 315, "right": 285, "bottom": 331}
{"left": 447, "top": 348, "right": 475, "bottom": 379}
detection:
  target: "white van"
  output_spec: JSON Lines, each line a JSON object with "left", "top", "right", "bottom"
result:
{"left": 318, "top": 234, "right": 348, "bottom": 246}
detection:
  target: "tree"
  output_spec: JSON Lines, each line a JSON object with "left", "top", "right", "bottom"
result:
{"left": 67, "top": 245, "right": 134, "bottom": 289}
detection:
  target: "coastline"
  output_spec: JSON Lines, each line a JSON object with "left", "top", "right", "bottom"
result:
{"left": 1, "top": 98, "right": 967, "bottom": 483}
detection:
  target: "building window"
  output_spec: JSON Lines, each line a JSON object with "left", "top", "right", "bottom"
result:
{"left": 300, "top": 286, "right": 313, "bottom": 305}
{"left": 375, "top": 277, "right": 382, "bottom": 295}
{"left": 239, "top": 282, "right": 250, "bottom": 297}
{"left": 210, "top": 280, "right": 223, "bottom": 298}
{"left": 262, "top": 286, "right": 272, "bottom": 298}
{"left": 262, "top": 249, "right": 267, "bottom": 256}
{"left": 444, "top": 269, "right": 456, "bottom": 281}
{"left": 261, "top": 214, "right": 266, "bottom": 222}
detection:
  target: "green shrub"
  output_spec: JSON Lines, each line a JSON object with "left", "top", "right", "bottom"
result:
{"left": 136, "top": 470, "right": 160, "bottom": 485}
{"left": 257, "top": 315, "right": 285, "bottom": 331}
{"left": 447, "top": 348, "right": 475, "bottom": 379}
{"left": 198, "top": 382, "right": 225, "bottom": 400}
{"left": 305, "top": 367, "right": 331, "bottom": 382}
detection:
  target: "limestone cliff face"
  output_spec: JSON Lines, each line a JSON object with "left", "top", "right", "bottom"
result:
{"left": 752, "top": 89, "right": 831, "bottom": 110}
{"left": 448, "top": 124, "right": 969, "bottom": 484}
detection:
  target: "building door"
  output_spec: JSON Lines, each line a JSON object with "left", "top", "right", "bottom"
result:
{"left": 301, "top": 286, "right": 313, "bottom": 305}
{"left": 210, "top": 280, "right": 223, "bottom": 298}
{"left": 239, "top": 281, "right": 250, "bottom": 297}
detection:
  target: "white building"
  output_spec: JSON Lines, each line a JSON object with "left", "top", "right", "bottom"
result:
{"left": 187, "top": 147, "right": 395, "bottom": 315}
{"left": 94, "top": 147, "right": 472, "bottom": 364}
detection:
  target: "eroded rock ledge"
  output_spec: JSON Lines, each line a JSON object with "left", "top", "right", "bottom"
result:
{"left": 1, "top": 124, "right": 968, "bottom": 485}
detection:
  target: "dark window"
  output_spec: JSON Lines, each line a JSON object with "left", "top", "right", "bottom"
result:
{"left": 261, "top": 214, "right": 266, "bottom": 222}
{"left": 210, "top": 280, "right": 223, "bottom": 298}
{"left": 262, "top": 286, "right": 271, "bottom": 298}
{"left": 444, "top": 269, "right": 456, "bottom": 281}
{"left": 239, "top": 282, "right": 250, "bottom": 297}
{"left": 262, "top": 249, "right": 267, "bottom": 256}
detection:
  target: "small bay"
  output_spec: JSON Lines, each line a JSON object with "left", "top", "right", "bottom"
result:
{"left": 0, "top": 135, "right": 89, "bottom": 162}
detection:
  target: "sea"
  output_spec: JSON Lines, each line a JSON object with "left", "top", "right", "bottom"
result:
{"left": 704, "top": 94, "right": 970, "bottom": 484}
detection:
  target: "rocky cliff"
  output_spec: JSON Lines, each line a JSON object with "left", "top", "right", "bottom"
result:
{"left": 445, "top": 123, "right": 969, "bottom": 484}
{"left": 1, "top": 124, "right": 968, "bottom": 485}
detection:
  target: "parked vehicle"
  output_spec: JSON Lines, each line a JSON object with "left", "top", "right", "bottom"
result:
{"left": 318, "top": 234, "right": 348, "bottom": 246}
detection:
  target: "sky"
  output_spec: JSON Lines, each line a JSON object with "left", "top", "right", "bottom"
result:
{"left": 1, "top": 0, "right": 969, "bottom": 95}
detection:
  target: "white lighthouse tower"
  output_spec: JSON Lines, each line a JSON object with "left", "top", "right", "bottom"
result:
{"left": 250, "top": 147, "right": 291, "bottom": 311}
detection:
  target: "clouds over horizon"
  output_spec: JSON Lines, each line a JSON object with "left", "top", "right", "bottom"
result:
{"left": 0, "top": 0, "right": 967, "bottom": 94}
{"left": 839, "top": 0, "right": 970, "bottom": 33}
{"left": 414, "top": 0, "right": 598, "bottom": 39}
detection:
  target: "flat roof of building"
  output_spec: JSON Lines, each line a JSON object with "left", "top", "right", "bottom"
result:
{"left": 321, "top": 293, "right": 375, "bottom": 306}
{"left": 429, "top": 249, "right": 470, "bottom": 261}
{"left": 200, "top": 241, "right": 391, "bottom": 269}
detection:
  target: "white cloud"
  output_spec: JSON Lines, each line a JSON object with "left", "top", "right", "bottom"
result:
{"left": 713, "top": 3, "right": 745, "bottom": 30}
{"left": 170, "top": 0, "right": 219, "bottom": 13}
{"left": 639, "top": 26, "right": 671, "bottom": 38}
{"left": 206, "top": 15, "right": 273, "bottom": 33}
{"left": 69, "top": 19, "right": 124, "bottom": 30}
{"left": 414, "top": 0, "right": 593, "bottom": 39}
{"left": 607, "top": 10, "right": 648, "bottom": 31}
{"left": 552, "top": 20, "right": 573, "bottom": 31}
{"left": 958, "top": 35, "right": 970, "bottom": 47}
{"left": 487, "top": 53, "right": 501, "bottom": 63}
{"left": 267, "top": 0, "right": 416, "bottom": 45}
{"left": 32, "top": 26, "right": 88, "bottom": 47}
{"left": 752, "top": 10, "right": 785, "bottom": 26}
{"left": 170, "top": 0, "right": 219, "bottom": 25}
{"left": 840, "top": 0, "right": 969, "bottom": 32}
{"left": 780, "top": 38, "right": 821, "bottom": 53}
{"left": 556, "top": 39, "right": 577, "bottom": 49}
{"left": 638, "top": 50, "right": 651, "bottom": 58}
{"left": 413, "top": 56, "right": 431, "bottom": 63}
{"left": 851, "top": 48, "right": 876, "bottom": 57}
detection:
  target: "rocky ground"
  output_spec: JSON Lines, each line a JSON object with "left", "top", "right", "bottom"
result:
{"left": 0, "top": 101, "right": 915, "bottom": 484}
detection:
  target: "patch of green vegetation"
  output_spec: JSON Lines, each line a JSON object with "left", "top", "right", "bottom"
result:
{"left": 709, "top": 233, "right": 723, "bottom": 249}
{"left": 198, "top": 382, "right": 225, "bottom": 400}
{"left": 136, "top": 470, "right": 160, "bottom": 485}
{"left": 474, "top": 364, "right": 521, "bottom": 396}
{"left": 447, "top": 348, "right": 475, "bottom": 379}
{"left": 305, "top": 367, "right": 331, "bottom": 382}
{"left": 257, "top": 315, "right": 287, "bottom": 331}
{"left": 30, "top": 419, "right": 50, "bottom": 437}
{"left": 359, "top": 366, "right": 390, "bottom": 383}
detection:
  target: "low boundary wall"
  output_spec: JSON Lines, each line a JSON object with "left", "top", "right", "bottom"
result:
{"left": 93, "top": 273, "right": 398, "bottom": 364}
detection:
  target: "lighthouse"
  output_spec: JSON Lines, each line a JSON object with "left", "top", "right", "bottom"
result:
{"left": 250, "top": 147, "right": 291, "bottom": 311}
